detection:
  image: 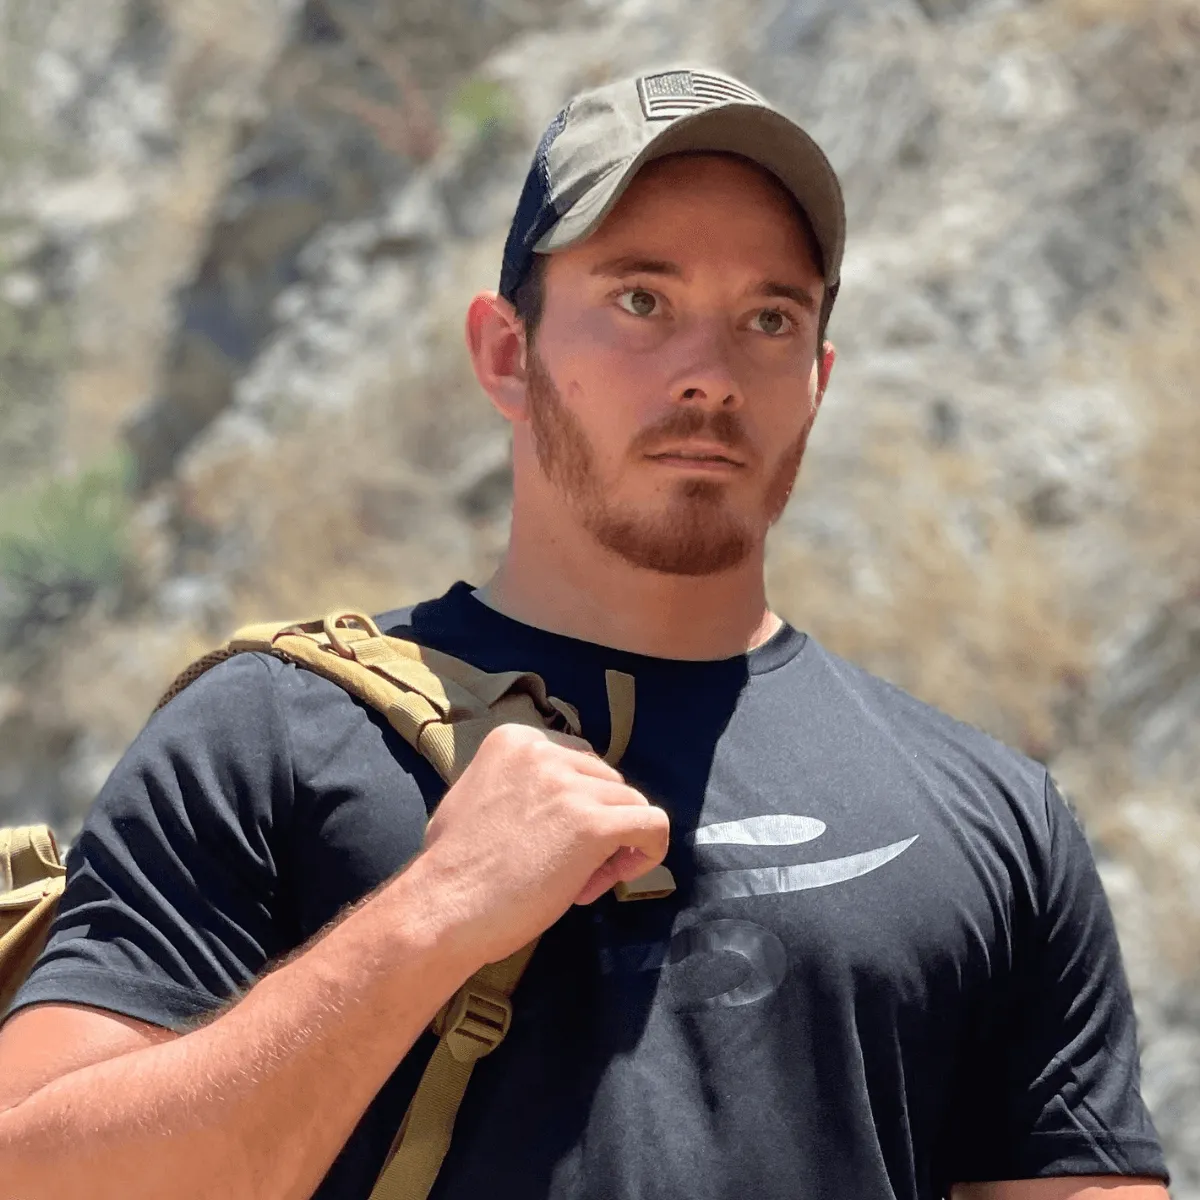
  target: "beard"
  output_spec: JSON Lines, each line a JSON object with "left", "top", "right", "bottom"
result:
{"left": 525, "top": 348, "right": 811, "bottom": 577}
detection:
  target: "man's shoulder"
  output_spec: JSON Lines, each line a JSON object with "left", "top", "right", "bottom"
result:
{"left": 373, "top": 581, "right": 476, "bottom": 649}
{"left": 153, "top": 648, "right": 284, "bottom": 728}
{"left": 145, "top": 631, "right": 443, "bottom": 807}
{"left": 151, "top": 583, "right": 480, "bottom": 749}
{"left": 374, "top": 602, "right": 418, "bottom": 635}
{"left": 151, "top": 643, "right": 390, "bottom": 767}
{"left": 159, "top": 645, "right": 338, "bottom": 717}
{"left": 797, "top": 634, "right": 1048, "bottom": 794}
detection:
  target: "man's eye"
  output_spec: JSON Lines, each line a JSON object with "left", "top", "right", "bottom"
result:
{"left": 618, "top": 289, "right": 658, "bottom": 317}
{"left": 752, "top": 309, "right": 791, "bottom": 336}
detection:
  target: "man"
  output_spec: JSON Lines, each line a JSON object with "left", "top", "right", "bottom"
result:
{"left": 0, "top": 67, "right": 1171, "bottom": 1200}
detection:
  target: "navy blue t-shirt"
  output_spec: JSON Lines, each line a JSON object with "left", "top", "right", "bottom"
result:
{"left": 7, "top": 581, "right": 1168, "bottom": 1197}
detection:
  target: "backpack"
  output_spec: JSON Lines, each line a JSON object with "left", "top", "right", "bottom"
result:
{"left": 0, "top": 609, "right": 675, "bottom": 1200}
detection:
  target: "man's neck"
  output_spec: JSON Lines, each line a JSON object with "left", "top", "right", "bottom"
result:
{"left": 477, "top": 520, "right": 782, "bottom": 662}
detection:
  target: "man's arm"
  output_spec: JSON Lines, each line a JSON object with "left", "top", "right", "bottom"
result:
{"left": 953, "top": 1179, "right": 1168, "bottom": 1198}
{"left": 0, "top": 724, "right": 670, "bottom": 1200}
{"left": 0, "top": 859, "right": 469, "bottom": 1200}
{"left": 940, "top": 772, "right": 1169, "bottom": 1188}
{"left": 0, "top": 1005, "right": 177, "bottom": 1112}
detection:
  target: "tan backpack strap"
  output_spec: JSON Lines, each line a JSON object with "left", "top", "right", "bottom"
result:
{"left": 0, "top": 825, "right": 67, "bottom": 1014}
{"left": 599, "top": 670, "right": 673, "bottom": 902}
{"left": 159, "top": 611, "right": 674, "bottom": 1199}
{"left": 369, "top": 940, "right": 538, "bottom": 1200}
{"left": 603, "top": 669, "right": 635, "bottom": 766}
{"left": 1, "top": 824, "right": 66, "bottom": 892}
{"left": 157, "top": 612, "right": 585, "bottom": 780}
{"left": 370, "top": 660, "right": 674, "bottom": 1200}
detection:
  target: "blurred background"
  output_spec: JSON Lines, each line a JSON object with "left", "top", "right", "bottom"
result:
{"left": 0, "top": 0, "right": 1196, "bottom": 1185}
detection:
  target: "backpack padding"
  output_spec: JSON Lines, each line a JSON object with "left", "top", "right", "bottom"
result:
{"left": 0, "top": 826, "right": 67, "bottom": 1015}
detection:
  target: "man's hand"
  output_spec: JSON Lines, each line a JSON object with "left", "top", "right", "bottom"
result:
{"left": 414, "top": 723, "right": 671, "bottom": 965}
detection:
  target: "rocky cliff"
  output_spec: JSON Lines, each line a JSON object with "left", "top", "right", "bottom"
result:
{"left": 1, "top": 0, "right": 1197, "bottom": 1184}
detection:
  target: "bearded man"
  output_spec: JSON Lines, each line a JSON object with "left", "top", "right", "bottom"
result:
{"left": 0, "top": 68, "right": 1171, "bottom": 1200}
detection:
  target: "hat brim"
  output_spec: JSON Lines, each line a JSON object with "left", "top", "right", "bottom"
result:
{"left": 533, "top": 103, "right": 845, "bottom": 286}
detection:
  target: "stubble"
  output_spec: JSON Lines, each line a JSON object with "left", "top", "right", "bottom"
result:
{"left": 525, "top": 349, "right": 810, "bottom": 577}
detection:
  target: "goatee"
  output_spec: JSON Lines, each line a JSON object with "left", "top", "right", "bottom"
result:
{"left": 525, "top": 350, "right": 810, "bottom": 577}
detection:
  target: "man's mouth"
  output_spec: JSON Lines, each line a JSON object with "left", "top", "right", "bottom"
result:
{"left": 646, "top": 444, "right": 747, "bottom": 469}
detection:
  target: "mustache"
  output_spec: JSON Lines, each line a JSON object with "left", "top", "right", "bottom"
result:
{"left": 629, "top": 407, "right": 757, "bottom": 463}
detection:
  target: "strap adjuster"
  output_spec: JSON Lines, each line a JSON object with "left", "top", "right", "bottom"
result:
{"left": 434, "top": 983, "right": 513, "bottom": 1063}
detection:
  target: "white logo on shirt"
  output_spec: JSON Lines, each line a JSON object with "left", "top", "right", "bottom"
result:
{"left": 598, "top": 814, "right": 920, "bottom": 1009}
{"left": 689, "top": 814, "right": 918, "bottom": 901}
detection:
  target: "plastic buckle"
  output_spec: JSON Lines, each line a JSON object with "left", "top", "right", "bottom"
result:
{"left": 435, "top": 983, "right": 513, "bottom": 1063}
{"left": 614, "top": 864, "right": 677, "bottom": 902}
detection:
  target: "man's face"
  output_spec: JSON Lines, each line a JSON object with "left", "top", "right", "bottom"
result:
{"left": 521, "top": 153, "right": 833, "bottom": 577}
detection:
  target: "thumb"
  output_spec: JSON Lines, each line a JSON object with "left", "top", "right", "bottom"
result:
{"left": 573, "top": 847, "right": 652, "bottom": 907}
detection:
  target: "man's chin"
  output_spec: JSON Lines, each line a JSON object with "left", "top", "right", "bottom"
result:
{"left": 586, "top": 510, "right": 754, "bottom": 577}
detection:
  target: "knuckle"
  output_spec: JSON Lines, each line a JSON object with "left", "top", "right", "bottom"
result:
{"left": 486, "top": 722, "right": 549, "bottom": 764}
{"left": 529, "top": 735, "right": 569, "bottom": 775}
{"left": 482, "top": 723, "right": 524, "bottom": 752}
{"left": 580, "top": 804, "right": 612, "bottom": 841}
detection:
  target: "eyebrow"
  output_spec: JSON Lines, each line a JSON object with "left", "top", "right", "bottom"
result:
{"left": 756, "top": 281, "right": 820, "bottom": 313}
{"left": 590, "top": 255, "right": 684, "bottom": 279}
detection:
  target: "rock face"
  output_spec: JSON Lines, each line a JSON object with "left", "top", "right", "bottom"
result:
{"left": 0, "top": 0, "right": 305, "bottom": 481}
{"left": 1, "top": 0, "right": 1198, "bottom": 1184}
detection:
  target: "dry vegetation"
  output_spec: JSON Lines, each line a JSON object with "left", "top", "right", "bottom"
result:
{"left": 1091, "top": 791, "right": 1200, "bottom": 980}
{"left": 1053, "top": 0, "right": 1200, "bottom": 31}
{"left": 1125, "top": 182, "right": 1200, "bottom": 582}
{"left": 768, "top": 415, "right": 1090, "bottom": 761}
{"left": 172, "top": 233, "right": 510, "bottom": 625}
{"left": 1064, "top": 171, "right": 1200, "bottom": 799}
{"left": 773, "top": 0, "right": 1200, "bottom": 781}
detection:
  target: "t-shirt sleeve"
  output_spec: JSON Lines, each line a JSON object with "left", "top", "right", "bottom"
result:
{"left": 945, "top": 772, "right": 1169, "bottom": 1184}
{"left": 1, "top": 653, "right": 295, "bottom": 1032}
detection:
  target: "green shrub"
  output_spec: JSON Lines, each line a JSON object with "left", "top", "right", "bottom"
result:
{"left": 446, "top": 77, "right": 517, "bottom": 147}
{"left": 0, "top": 454, "right": 134, "bottom": 648}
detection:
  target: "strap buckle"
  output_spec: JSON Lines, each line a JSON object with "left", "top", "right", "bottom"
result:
{"left": 434, "top": 982, "right": 513, "bottom": 1063}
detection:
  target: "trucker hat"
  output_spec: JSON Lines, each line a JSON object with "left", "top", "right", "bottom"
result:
{"left": 498, "top": 67, "right": 846, "bottom": 307}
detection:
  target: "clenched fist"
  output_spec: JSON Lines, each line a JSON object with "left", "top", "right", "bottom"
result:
{"left": 410, "top": 723, "right": 670, "bottom": 967}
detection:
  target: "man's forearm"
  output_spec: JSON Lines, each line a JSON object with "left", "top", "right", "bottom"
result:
{"left": 0, "top": 858, "right": 476, "bottom": 1200}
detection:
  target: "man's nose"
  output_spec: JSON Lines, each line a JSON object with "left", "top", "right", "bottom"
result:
{"left": 670, "top": 330, "right": 744, "bottom": 411}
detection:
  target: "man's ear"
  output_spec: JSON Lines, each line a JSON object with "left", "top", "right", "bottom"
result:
{"left": 465, "top": 291, "right": 529, "bottom": 423}
{"left": 816, "top": 340, "right": 837, "bottom": 404}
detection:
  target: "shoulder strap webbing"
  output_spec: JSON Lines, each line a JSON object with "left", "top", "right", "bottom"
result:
{"left": 370, "top": 938, "right": 539, "bottom": 1200}
{"left": 158, "top": 611, "right": 586, "bottom": 781}
{"left": 159, "top": 610, "right": 674, "bottom": 1200}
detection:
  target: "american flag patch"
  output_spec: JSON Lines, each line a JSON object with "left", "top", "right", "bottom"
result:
{"left": 637, "top": 70, "right": 765, "bottom": 120}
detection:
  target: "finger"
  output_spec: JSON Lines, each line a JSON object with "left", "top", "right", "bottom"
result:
{"left": 574, "top": 846, "right": 660, "bottom": 906}
{"left": 573, "top": 849, "right": 642, "bottom": 906}
{"left": 610, "top": 846, "right": 655, "bottom": 883}
{"left": 542, "top": 732, "right": 627, "bottom": 783}
{"left": 585, "top": 780, "right": 652, "bottom": 808}
{"left": 592, "top": 804, "right": 670, "bottom": 862}
{"left": 574, "top": 866, "right": 616, "bottom": 907}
